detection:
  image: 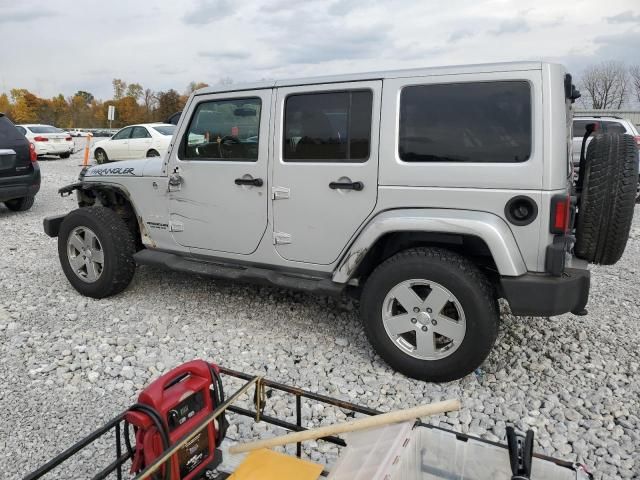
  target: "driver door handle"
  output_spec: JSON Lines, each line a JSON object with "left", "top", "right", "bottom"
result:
{"left": 235, "top": 177, "right": 263, "bottom": 187}
{"left": 329, "top": 180, "right": 364, "bottom": 191}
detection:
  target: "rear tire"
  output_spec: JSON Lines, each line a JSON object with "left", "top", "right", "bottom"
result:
{"left": 95, "top": 148, "right": 108, "bottom": 164}
{"left": 4, "top": 196, "right": 35, "bottom": 212}
{"left": 58, "top": 207, "right": 136, "bottom": 298}
{"left": 360, "top": 247, "right": 498, "bottom": 382}
{"left": 575, "top": 133, "right": 639, "bottom": 265}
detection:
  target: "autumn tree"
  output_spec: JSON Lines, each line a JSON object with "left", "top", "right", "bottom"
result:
{"left": 0, "top": 93, "right": 12, "bottom": 118}
{"left": 155, "top": 89, "right": 184, "bottom": 121}
{"left": 126, "top": 83, "right": 143, "bottom": 101}
{"left": 143, "top": 89, "right": 158, "bottom": 122}
{"left": 579, "top": 61, "right": 629, "bottom": 109}
{"left": 186, "top": 81, "right": 209, "bottom": 94}
{"left": 10, "top": 89, "right": 40, "bottom": 123}
{"left": 75, "top": 90, "right": 94, "bottom": 104}
{"left": 112, "top": 79, "right": 127, "bottom": 100}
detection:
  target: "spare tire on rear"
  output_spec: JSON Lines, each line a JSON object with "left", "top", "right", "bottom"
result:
{"left": 575, "top": 133, "right": 639, "bottom": 265}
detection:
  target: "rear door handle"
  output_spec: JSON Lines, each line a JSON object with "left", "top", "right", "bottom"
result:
{"left": 235, "top": 177, "right": 263, "bottom": 187}
{"left": 329, "top": 181, "right": 364, "bottom": 191}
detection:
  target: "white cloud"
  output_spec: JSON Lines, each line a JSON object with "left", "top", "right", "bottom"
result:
{"left": 0, "top": 0, "right": 638, "bottom": 99}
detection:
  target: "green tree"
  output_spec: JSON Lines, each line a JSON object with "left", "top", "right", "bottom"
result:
{"left": 75, "top": 90, "right": 94, "bottom": 104}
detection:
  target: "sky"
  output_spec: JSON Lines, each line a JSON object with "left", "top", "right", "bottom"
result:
{"left": 0, "top": 0, "right": 639, "bottom": 100}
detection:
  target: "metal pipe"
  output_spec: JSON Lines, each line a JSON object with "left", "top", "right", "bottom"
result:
{"left": 133, "top": 376, "right": 259, "bottom": 480}
{"left": 296, "top": 395, "right": 302, "bottom": 458}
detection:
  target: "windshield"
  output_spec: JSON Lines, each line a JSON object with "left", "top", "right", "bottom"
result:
{"left": 29, "top": 126, "right": 64, "bottom": 134}
{"left": 152, "top": 125, "right": 176, "bottom": 136}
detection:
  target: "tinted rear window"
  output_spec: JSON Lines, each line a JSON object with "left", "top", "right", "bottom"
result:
{"left": 29, "top": 125, "right": 64, "bottom": 134}
{"left": 399, "top": 81, "right": 532, "bottom": 163}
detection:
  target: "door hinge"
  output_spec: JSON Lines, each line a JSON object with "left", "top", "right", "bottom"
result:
{"left": 272, "top": 186, "right": 290, "bottom": 200}
{"left": 273, "top": 231, "right": 292, "bottom": 245}
{"left": 169, "top": 221, "right": 184, "bottom": 232}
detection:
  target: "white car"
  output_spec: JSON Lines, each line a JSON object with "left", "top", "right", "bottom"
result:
{"left": 16, "top": 124, "right": 75, "bottom": 158}
{"left": 572, "top": 116, "right": 640, "bottom": 202}
{"left": 69, "top": 129, "right": 90, "bottom": 137}
{"left": 92, "top": 123, "right": 176, "bottom": 163}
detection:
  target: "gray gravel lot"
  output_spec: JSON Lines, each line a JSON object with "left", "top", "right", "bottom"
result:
{"left": 1, "top": 149, "right": 638, "bottom": 479}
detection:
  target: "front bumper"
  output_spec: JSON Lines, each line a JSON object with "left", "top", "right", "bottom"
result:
{"left": 501, "top": 265, "right": 590, "bottom": 317}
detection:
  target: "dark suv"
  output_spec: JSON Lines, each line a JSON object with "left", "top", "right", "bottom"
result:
{"left": 0, "top": 113, "right": 40, "bottom": 211}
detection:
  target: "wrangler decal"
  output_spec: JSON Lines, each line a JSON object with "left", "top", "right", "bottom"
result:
{"left": 89, "top": 167, "right": 136, "bottom": 176}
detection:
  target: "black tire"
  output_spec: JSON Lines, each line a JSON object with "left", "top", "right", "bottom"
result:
{"left": 5, "top": 196, "right": 35, "bottom": 211}
{"left": 95, "top": 148, "right": 108, "bottom": 164}
{"left": 360, "top": 247, "right": 498, "bottom": 382}
{"left": 59, "top": 152, "right": 71, "bottom": 159}
{"left": 58, "top": 207, "right": 136, "bottom": 298}
{"left": 146, "top": 149, "right": 160, "bottom": 157}
{"left": 575, "top": 133, "right": 639, "bottom": 265}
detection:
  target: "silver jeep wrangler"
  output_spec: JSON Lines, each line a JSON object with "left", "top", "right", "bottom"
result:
{"left": 44, "top": 62, "right": 638, "bottom": 382}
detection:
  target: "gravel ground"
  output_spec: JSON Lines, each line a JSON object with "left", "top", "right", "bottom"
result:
{"left": 1, "top": 148, "right": 638, "bottom": 479}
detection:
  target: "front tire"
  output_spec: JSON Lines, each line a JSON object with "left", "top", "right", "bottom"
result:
{"left": 58, "top": 207, "right": 136, "bottom": 298}
{"left": 5, "top": 196, "right": 35, "bottom": 211}
{"left": 60, "top": 152, "right": 71, "bottom": 159}
{"left": 146, "top": 149, "right": 160, "bottom": 157}
{"left": 360, "top": 247, "right": 498, "bottom": 382}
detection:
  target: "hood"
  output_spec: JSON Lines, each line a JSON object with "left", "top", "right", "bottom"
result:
{"left": 84, "top": 157, "right": 164, "bottom": 178}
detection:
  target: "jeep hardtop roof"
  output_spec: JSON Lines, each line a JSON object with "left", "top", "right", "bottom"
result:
{"left": 195, "top": 61, "right": 550, "bottom": 96}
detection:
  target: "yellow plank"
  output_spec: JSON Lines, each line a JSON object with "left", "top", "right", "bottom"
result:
{"left": 229, "top": 448, "right": 323, "bottom": 480}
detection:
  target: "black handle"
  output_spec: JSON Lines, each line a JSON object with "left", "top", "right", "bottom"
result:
{"left": 235, "top": 177, "right": 263, "bottom": 187}
{"left": 329, "top": 181, "right": 364, "bottom": 191}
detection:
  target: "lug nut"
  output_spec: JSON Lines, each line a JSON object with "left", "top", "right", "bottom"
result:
{"left": 411, "top": 318, "right": 417, "bottom": 324}
{"left": 431, "top": 319, "right": 437, "bottom": 325}
{"left": 426, "top": 308, "right": 432, "bottom": 313}
{"left": 413, "top": 307, "right": 420, "bottom": 313}
{"left": 421, "top": 326, "right": 428, "bottom": 331}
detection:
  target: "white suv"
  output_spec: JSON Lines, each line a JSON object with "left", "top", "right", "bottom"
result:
{"left": 573, "top": 115, "right": 640, "bottom": 202}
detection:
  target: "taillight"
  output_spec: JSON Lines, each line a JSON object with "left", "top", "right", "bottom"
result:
{"left": 550, "top": 195, "right": 571, "bottom": 234}
{"left": 634, "top": 135, "right": 640, "bottom": 147}
{"left": 29, "top": 143, "right": 37, "bottom": 163}
{"left": 65, "top": 136, "right": 72, "bottom": 141}
{"left": 33, "top": 136, "right": 48, "bottom": 142}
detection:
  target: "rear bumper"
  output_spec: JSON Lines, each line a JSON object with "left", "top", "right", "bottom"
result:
{"left": 35, "top": 142, "right": 74, "bottom": 155}
{"left": 0, "top": 165, "right": 41, "bottom": 202}
{"left": 501, "top": 266, "right": 590, "bottom": 317}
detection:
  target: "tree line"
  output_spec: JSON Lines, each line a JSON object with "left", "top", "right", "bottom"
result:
{"left": 1, "top": 62, "right": 639, "bottom": 128}
{"left": 0, "top": 79, "right": 214, "bottom": 128}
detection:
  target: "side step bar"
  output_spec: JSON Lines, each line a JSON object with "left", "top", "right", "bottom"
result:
{"left": 134, "top": 249, "right": 345, "bottom": 296}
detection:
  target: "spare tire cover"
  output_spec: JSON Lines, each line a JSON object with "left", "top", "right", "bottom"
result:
{"left": 575, "top": 133, "right": 639, "bottom": 265}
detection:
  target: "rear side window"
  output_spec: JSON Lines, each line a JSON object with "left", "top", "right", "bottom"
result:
{"left": 131, "top": 126, "right": 151, "bottom": 139}
{"left": 283, "top": 90, "right": 372, "bottom": 162}
{"left": 573, "top": 119, "right": 628, "bottom": 136}
{"left": 399, "top": 81, "right": 532, "bottom": 163}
